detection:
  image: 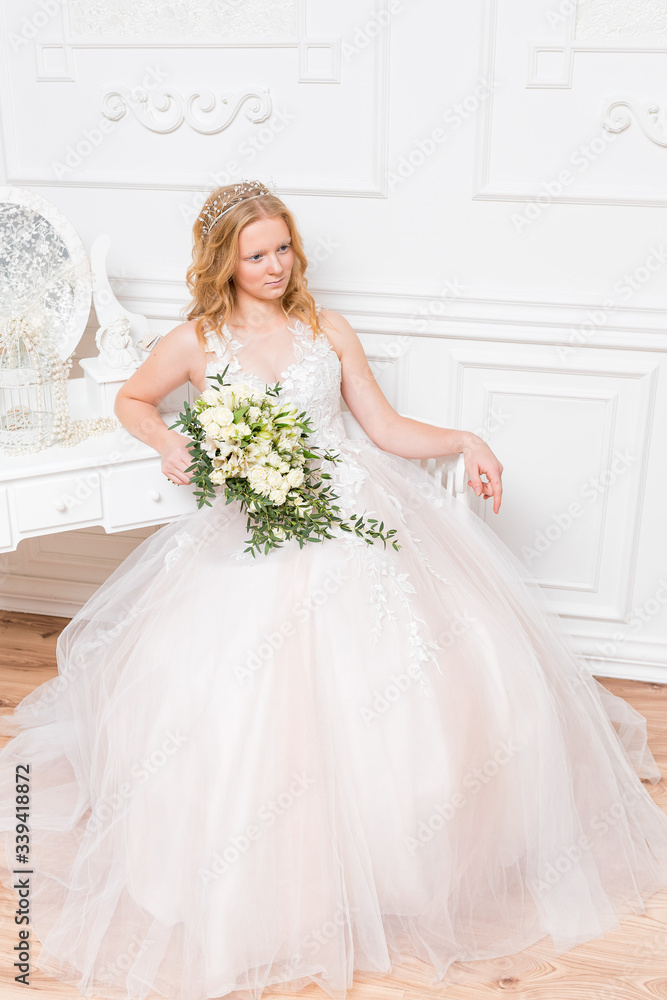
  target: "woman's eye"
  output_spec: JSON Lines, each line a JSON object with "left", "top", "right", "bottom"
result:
{"left": 247, "top": 244, "right": 290, "bottom": 261}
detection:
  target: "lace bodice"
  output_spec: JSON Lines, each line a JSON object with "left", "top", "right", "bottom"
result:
{"left": 202, "top": 307, "right": 348, "bottom": 450}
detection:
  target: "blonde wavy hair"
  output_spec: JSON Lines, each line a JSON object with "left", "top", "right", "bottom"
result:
{"left": 184, "top": 183, "right": 324, "bottom": 354}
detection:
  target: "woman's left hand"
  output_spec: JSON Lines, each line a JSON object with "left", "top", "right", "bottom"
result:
{"left": 461, "top": 433, "right": 503, "bottom": 513}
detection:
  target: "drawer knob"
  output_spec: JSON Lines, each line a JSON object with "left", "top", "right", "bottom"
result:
{"left": 54, "top": 498, "right": 68, "bottom": 512}
{"left": 150, "top": 489, "right": 161, "bottom": 502}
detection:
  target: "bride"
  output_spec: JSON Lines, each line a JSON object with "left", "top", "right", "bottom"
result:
{"left": 1, "top": 179, "right": 666, "bottom": 1000}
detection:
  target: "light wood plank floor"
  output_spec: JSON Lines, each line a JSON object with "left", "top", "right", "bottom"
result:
{"left": 1, "top": 610, "right": 666, "bottom": 999}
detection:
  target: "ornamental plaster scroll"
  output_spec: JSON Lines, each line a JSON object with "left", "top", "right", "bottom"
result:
{"left": 101, "top": 87, "right": 272, "bottom": 134}
{"left": 602, "top": 96, "right": 667, "bottom": 147}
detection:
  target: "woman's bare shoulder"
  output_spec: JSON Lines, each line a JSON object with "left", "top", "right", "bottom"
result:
{"left": 318, "top": 308, "right": 357, "bottom": 345}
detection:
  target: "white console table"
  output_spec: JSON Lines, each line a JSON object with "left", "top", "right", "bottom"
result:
{"left": 0, "top": 377, "right": 470, "bottom": 554}
{"left": 0, "top": 376, "right": 200, "bottom": 553}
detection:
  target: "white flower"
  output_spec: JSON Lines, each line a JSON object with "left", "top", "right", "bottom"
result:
{"left": 229, "top": 382, "right": 254, "bottom": 401}
{"left": 269, "top": 488, "right": 288, "bottom": 505}
{"left": 247, "top": 406, "right": 261, "bottom": 422}
{"left": 201, "top": 387, "right": 221, "bottom": 406}
{"left": 211, "top": 404, "right": 234, "bottom": 427}
{"left": 248, "top": 466, "right": 268, "bottom": 485}
{"left": 286, "top": 467, "right": 305, "bottom": 487}
{"left": 266, "top": 468, "right": 283, "bottom": 488}
{"left": 273, "top": 526, "right": 286, "bottom": 540}
{"left": 210, "top": 469, "right": 226, "bottom": 485}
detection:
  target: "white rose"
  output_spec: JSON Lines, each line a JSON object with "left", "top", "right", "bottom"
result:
{"left": 286, "top": 468, "right": 305, "bottom": 487}
{"left": 272, "top": 526, "right": 286, "bottom": 540}
{"left": 211, "top": 405, "right": 234, "bottom": 427}
{"left": 201, "top": 388, "right": 221, "bottom": 406}
{"left": 269, "top": 488, "right": 287, "bottom": 505}
{"left": 229, "top": 382, "right": 254, "bottom": 401}
{"left": 247, "top": 406, "right": 261, "bottom": 422}
{"left": 210, "top": 470, "right": 226, "bottom": 485}
{"left": 248, "top": 466, "right": 268, "bottom": 484}
{"left": 266, "top": 452, "right": 282, "bottom": 468}
{"left": 266, "top": 469, "right": 283, "bottom": 488}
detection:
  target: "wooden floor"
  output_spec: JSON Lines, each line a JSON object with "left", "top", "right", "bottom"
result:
{"left": 0, "top": 609, "right": 666, "bottom": 1000}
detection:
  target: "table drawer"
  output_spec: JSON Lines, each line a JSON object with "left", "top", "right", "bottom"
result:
{"left": 106, "top": 462, "right": 199, "bottom": 528}
{"left": 15, "top": 472, "right": 103, "bottom": 533}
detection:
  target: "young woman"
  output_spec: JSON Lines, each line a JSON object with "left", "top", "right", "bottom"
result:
{"left": 1, "top": 180, "right": 666, "bottom": 1000}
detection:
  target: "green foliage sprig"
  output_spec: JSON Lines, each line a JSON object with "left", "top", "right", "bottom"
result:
{"left": 168, "top": 368, "right": 401, "bottom": 557}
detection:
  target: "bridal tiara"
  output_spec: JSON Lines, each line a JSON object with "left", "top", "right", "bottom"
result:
{"left": 198, "top": 179, "right": 278, "bottom": 236}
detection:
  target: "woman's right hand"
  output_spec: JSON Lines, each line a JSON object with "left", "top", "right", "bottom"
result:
{"left": 160, "top": 430, "right": 195, "bottom": 485}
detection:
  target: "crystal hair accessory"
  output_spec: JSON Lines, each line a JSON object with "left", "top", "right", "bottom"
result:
{"left": 198, "top": 180, "right": 277, "bottom": 237}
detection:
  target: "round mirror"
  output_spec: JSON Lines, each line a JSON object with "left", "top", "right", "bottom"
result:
{"left": 0, "top": 186, "right": 92, "bottom": 360}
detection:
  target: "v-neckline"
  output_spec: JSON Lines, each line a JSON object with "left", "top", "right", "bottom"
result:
{"left": 214, "top": 317, "right": 305, "bottom": 387}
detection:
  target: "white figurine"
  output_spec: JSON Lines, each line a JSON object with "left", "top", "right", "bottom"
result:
{"left": 95, "top": 316, "right": 144, "bottom": 370}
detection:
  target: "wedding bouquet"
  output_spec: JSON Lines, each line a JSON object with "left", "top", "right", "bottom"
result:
{"left": 168, "top": 365, "right": 400, "bottom": 557}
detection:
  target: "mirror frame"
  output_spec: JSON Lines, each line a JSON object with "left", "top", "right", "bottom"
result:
{"left": 0, "top": 185, "right": 92, "bottom": 360}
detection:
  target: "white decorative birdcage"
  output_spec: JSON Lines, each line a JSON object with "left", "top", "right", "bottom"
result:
{"left": 0, "top": 316, "right": 59, "bottom": 454}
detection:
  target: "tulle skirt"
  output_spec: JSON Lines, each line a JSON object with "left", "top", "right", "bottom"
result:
{"left": 1, "top": 432, "right": 667, "bottom": 999}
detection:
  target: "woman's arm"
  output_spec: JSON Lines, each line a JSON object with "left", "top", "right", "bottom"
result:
{"left": 113, "top": 323, "right": 198, "bottom": 485}
{"left": 320, "top": 310, "right": 504, "bottom": 513}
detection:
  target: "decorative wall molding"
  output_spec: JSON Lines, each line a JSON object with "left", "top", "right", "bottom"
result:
{"left": 447, "top": 349, "right": 658, "bottom": 623}
{"left": 602, "top": 96, "right": 667, "bottom": 147}
{"left": 0, "top": 0, "right": 385, "bottom": 194}
{"left": 478, "top": 0, "right": 667, "bottom": 204}
{"left": 102, "top": 87, "right": 272, "bottom": 134}
{"left": 107, "top": 274, "right": 667, "bottom": 351}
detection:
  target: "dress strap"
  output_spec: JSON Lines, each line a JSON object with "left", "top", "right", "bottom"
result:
{"left": 203, "top": 326, "right": 233, "bottom": 362}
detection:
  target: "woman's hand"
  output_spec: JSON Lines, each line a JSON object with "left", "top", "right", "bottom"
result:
{"left": 160, "top": 430, "right": 195, "bottom": 486}
{"left": 461, "top": 432, "right": 503, "bottom": 513}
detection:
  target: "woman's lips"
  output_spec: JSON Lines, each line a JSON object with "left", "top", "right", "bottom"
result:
{"left": 267, "top": 277, "right": 285, "bottom": 285}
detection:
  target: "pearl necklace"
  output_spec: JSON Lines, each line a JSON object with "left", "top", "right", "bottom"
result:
{"left": 1, "top": 317, "right": 121, "bottom": 457}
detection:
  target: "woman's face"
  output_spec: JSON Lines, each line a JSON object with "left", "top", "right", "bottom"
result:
{"left": 233, "top": 215, "right": 294, "bottom": 303}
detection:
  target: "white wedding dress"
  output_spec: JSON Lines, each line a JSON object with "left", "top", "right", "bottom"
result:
{"left": 1, "top": 305, "right": 667, "bottom": 1000}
